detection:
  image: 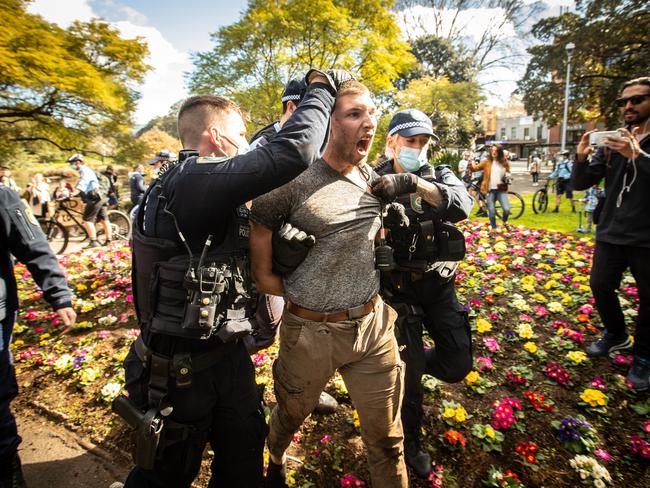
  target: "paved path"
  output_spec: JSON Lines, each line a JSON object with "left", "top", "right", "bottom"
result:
{"left": 15, "top": 406, "right": 130, "bottom": 488}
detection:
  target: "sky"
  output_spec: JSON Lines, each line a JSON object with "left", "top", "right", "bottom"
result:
{"left": 28, "top": 0, "right": 574, "bottom": 126}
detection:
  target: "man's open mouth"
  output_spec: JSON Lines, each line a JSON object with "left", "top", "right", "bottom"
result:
{"left": 356, "top": 136, "right": 373, "bottom": 155}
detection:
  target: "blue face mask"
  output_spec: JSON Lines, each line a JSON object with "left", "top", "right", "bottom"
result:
{"left": 397, "top": 146, "right": 427, "bottom": 173}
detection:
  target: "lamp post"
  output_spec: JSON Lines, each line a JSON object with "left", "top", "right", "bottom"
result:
{"left": 560, "top": 42, "right": 575, "bottom": 152}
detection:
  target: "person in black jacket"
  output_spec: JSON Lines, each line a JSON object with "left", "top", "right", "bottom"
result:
{"left": 573, "top": 77, "right": 650, "bottom": 391}
{"left": 373, "top": 109, "right": 474, "bottom": 477}
{"left": 0, "top": 185, "right": 76, "bottom": 488}
{"left": 117, "top": 69, "right": 349, "bottom": 488}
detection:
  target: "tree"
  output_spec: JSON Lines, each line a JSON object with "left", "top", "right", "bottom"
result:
{"left": 137, "top": 102, "right": 181, "bottom": 139}
{"left": 393, "top": 0, "right": 542, "bottom": 84}
{"left": 0, "top": 0, "right": 150, "bottom": 161}
{"left": 189, "top": 0, "right": 415, "bottom": 128}
{"left": 395, "top": 76, "right": 483, "bottom": 148}
{"left": 518, "top": 0, "right": 650, "bottom": 127}
{"left": 138, "top": 128, "right": 182, "bottom": 161}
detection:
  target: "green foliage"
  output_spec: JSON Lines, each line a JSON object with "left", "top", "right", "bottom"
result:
{"left": 189, "top": 0, "right": 415, "bottom": 128}
{"left": 396, "top": 76, "right": 483, "bottom": 147}
{"left": 433, "top": 150, "right": 460, "bottom": 173}
{"left": 0, "top": 0, "right": 150, "bottom": 162}
{"left": 518, "top": 0, "right": 650, "bottom": 127}
{"left": 395, "top": 34, "right": 475, "bottom": 90}
{"left": 137, "top": 102, "right": 181, "bottom": 139}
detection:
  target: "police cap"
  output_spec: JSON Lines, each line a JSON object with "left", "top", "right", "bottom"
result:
{"left": 281, "top": 79, "right": 308, "bottom": 104}
{"left": 388, "top": 109, "right": 435, "bottom": 138}
{"left": 67, "top": 153, "right": 84, "bottom": 163}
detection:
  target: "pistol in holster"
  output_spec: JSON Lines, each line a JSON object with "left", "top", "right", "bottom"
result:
{"left": 112, "top": 394, "right": 164, "bottom": 470}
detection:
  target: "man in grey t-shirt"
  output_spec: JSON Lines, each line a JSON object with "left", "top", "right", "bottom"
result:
{"left": 250, "top": 80, "right": 408, "bottom": 488}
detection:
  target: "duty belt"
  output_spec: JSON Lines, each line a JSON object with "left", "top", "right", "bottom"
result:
{"left": 133, "top": 335, "right": 237, "bottom": 407}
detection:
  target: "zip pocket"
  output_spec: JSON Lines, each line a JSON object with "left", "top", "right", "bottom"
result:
{"left": 15, "top": 209, "right": 35, "bottom": 240}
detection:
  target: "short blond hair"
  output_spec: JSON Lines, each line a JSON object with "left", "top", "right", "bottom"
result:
{"left": 177, "top": 95, "right": 242, "bottom": 148}
{"left": 336, "top": 80, "right": 370, "bottom": 100}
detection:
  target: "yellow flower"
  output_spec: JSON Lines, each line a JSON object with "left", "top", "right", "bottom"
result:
{"left": 442, "top": 407, "right": 456, "bottom": 419}
{"left": 485, "top": 425, "right": 496, "bottom": 439}
{"left": 517, "top": 323, "right": 534, "bottom": 339}
{"left": 567, "top": 351, "right": 587, "bottom": 364}
{"left": 476, "top": 318, "right": 492, "bottom": 334}
{"left": 76, "top": 283, "right": 87, "bottom": 291}
{"left": 465, "top": 371, "right": 480, "bottom": 385}
{"left": 39, "top": 333, "right": 50, "bottom": 341}
{"left": 353, "top": 409, "right": 361, "bottom": 428}
{"left": 580, "top": 388, "right": 607, "bottom": 407}
{"left": 544, "top": 280, "right": 557, "bottom": 290}
{"left": 12, "top": 339, "right": 25, "bottom": 347}
{"left": 523, "top": 342, "right": 538, "bottom": 354}
{"left": 493, "top": 285, "right": 506, "bottom": 295}
{"left": 532, "top": 293, "right": 547, "bottom": 302}
{"left": 454, "top": 407, "right": 468, "bottom": 423}
{"left": 520, "top": 275, "right": 536, "bottom": 286}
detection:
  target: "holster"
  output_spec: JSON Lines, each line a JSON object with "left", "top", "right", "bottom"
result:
{"left": 112, "top": 395, "right": 163, "bottom": 470}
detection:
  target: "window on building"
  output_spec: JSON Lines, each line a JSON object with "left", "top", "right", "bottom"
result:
{"left": 537, "top": 125, "right": 543, "bottom": 139}
{"left": 524, "top": 128, "right": 530, "bottom": 139}
{"left": 511, "top": 127, "right": 517, "bottom": 139}
{"left": 500, "top": 127, "right": 506, "bottom": 139}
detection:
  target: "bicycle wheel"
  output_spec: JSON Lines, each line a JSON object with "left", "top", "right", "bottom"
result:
{"left": 495, "top": 192, "right": 525, "bottom": 220}
{"left": 37, "top": 218, "right": 68, "bottom": 255}
{"left": 532, "top": 189, "right": 548, "bottom": 214}
{"left": 107, "top": 210, "right": 131, "bottom": 241}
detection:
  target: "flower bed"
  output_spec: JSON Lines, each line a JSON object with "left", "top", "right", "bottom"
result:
{"left": 11, "top": 223, "right": 649, "bottom": 487}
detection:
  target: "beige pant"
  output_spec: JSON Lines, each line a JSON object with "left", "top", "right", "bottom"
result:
{"left": 268, "top": 297, "right": 407, "bottom": 488}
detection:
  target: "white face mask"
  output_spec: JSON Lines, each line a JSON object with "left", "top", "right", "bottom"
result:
{"left": 396, "top": 145, "right": 428, "bottom": 173}
{"left": 385, "top": 145, "right": 395, "bottom": 159}
{"left": 222, "top": 134, "right": 250, "bottom": 156}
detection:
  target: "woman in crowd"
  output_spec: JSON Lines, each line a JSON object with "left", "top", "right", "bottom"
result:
{"left": 468, "top": 144, "right": 511, "bottom": 230}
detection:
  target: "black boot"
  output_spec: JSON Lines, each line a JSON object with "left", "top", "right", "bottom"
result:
{"left": 552, "top": 206, "right": 559, "bottom": 213}
{"left": 0, "top": 453, "right": 27, "bottom": 488}
{"left": 265, "top": 460, "right": 289, "bottom": 488}
{"left": 404, "top": 435, "right": 432, "bottom": 478}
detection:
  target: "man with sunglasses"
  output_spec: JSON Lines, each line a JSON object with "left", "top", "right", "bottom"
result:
{"left": 573, "top": 77, "right": 650, "bottom": 391}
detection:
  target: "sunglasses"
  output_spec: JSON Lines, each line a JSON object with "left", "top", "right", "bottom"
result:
{"left": 615, "top": 93, "right": 650, "bottom": 107}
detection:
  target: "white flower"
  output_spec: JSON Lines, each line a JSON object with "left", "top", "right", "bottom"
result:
{"left": 594, "top": 479, "right": 606, "bottom": 488}
{"left": 100, "top": 382, "right": 122, "bottom": 401}
{"left": 579, "top": 470, "right": 589, "bottom": 479}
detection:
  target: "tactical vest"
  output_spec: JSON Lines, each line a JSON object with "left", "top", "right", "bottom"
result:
{"left": 132, "top": 161, "right": 255, "bottom": 341}
{"left": 386, "top": 165, "right": 438, "bottom": 270}
{"left": 382, "top": 164, "right": 465, "bottom": 272}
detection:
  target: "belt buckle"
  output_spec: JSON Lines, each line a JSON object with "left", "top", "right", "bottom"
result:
{"left": 347, "top": 303, "right": 367, "bottom": 320}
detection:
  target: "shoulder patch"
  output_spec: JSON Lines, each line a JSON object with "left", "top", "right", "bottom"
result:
{"left": 196, "top": 156, "right": 232, "bottom": 164}
{"left": 22, "top": 201, "right": 39, "bottom": 226}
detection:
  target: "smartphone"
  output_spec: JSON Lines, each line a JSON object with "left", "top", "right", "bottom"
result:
{"left": 589, "top": 130, "right": 624, "bottom": 147}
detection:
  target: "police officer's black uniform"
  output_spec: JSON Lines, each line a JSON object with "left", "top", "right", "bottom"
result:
{"left": 120, "top": 82, "right": 334, "bottom": 488}
{"left": 376, "top": 154, "right": 473, "bottom": 477}
{"left": 0, "top": 185, "right": 73, "bottom": 487}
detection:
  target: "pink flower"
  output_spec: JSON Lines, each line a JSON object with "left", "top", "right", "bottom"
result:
{"left": 594, "top": 449, "right": 611, "bottom": 461}
{"left": 482, "top": 337, "right": 501, "bottom": 353}
{"left": 643, "top": 420, "right": 650, "bottom": 435}
{"left": 253, "top": 353, "right": 267, "bottom": 367}
{"left": 578, "top": 304, "right": 593, "bottom": 315}
{"left": 590, "top": 377, "right": 608, "bottom": 391}
{"left": 341, "top": 473, "right": 365, "bottom": 487}
{"left": 613, "top": 354, "right": 633, "bottom": 366}
{"left": 319, "top": 435, "right": 331, "bottom": 444}
{"left": 476, "top": 356, "right": 493, "bottom": 372}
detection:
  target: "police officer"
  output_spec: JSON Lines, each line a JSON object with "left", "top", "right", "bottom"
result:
{"left": 148, "top": 149, "right": 176, "bottom": 181}
{"left": 371, "top": 109, "right": 474, "bottom": 478}
{"left": 116, "top": 69, "right": 349, "bottom": 488}
{"left": 249, "top": 78, "right": 308, "bottom": 150}
{"left": 0, "top": 185, "right": 76, "bottom": 487}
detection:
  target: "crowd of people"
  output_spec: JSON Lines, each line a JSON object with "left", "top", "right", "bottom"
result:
{"left": 0, "top": 73, "right": 648, "bottom": 488}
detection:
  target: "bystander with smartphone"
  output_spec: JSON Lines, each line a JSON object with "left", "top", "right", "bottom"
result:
{"left": 572, "top": 76, "right": 650, "bottom": 391}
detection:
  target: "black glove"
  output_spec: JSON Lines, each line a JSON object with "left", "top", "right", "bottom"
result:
{"left": 272, "top": 222, "right": 316, "bottom": 276}
{"left": 371, "top": 173, "right": 418, "bottom": 202}
{"left": 383, "top": 202, "right": 410, "bottom": 228}
{"left": 305, "top": 68, "right": 355, "bottom": 95}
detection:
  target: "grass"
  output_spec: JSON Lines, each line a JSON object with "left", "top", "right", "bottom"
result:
{"left": 470, "top": 191, "right": 594, "bottom": 235}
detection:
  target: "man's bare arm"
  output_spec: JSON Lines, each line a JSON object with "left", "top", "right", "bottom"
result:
{"left": 249, "top": 221, "right": 285, "bottom": 296}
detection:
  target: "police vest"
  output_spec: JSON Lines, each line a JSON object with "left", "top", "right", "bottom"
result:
{"left": 382, "top": 164, "right": 466, "bottom": 272}
{"left": 132, "top": 162, "right": 254, "bottom": 341}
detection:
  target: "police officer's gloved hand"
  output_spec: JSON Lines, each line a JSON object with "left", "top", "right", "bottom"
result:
{"left": 384, "top": 202, "right": 410, "bottom": 228}
{"left": 371, "top": 173, "right": 418, "bottom": 202}
{"left": 305, "top": 69, "right": 355, "bottom": 95}
{"left": 272, "top": 223, "right": 316, "bottom": 276}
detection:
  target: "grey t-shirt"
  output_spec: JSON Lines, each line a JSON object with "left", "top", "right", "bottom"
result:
{"left": 251, "top": 158, "right": 381, "bottom": 312}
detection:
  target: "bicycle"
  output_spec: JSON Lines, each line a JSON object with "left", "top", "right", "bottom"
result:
{"left": 465, "top": 179, "right": 525, "bottom": 220}
{"left": 37, "top": 198, "right": 131, "bottom": 254}
{"left": 532, "top": 178, "right": 556, "bottom": 214}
